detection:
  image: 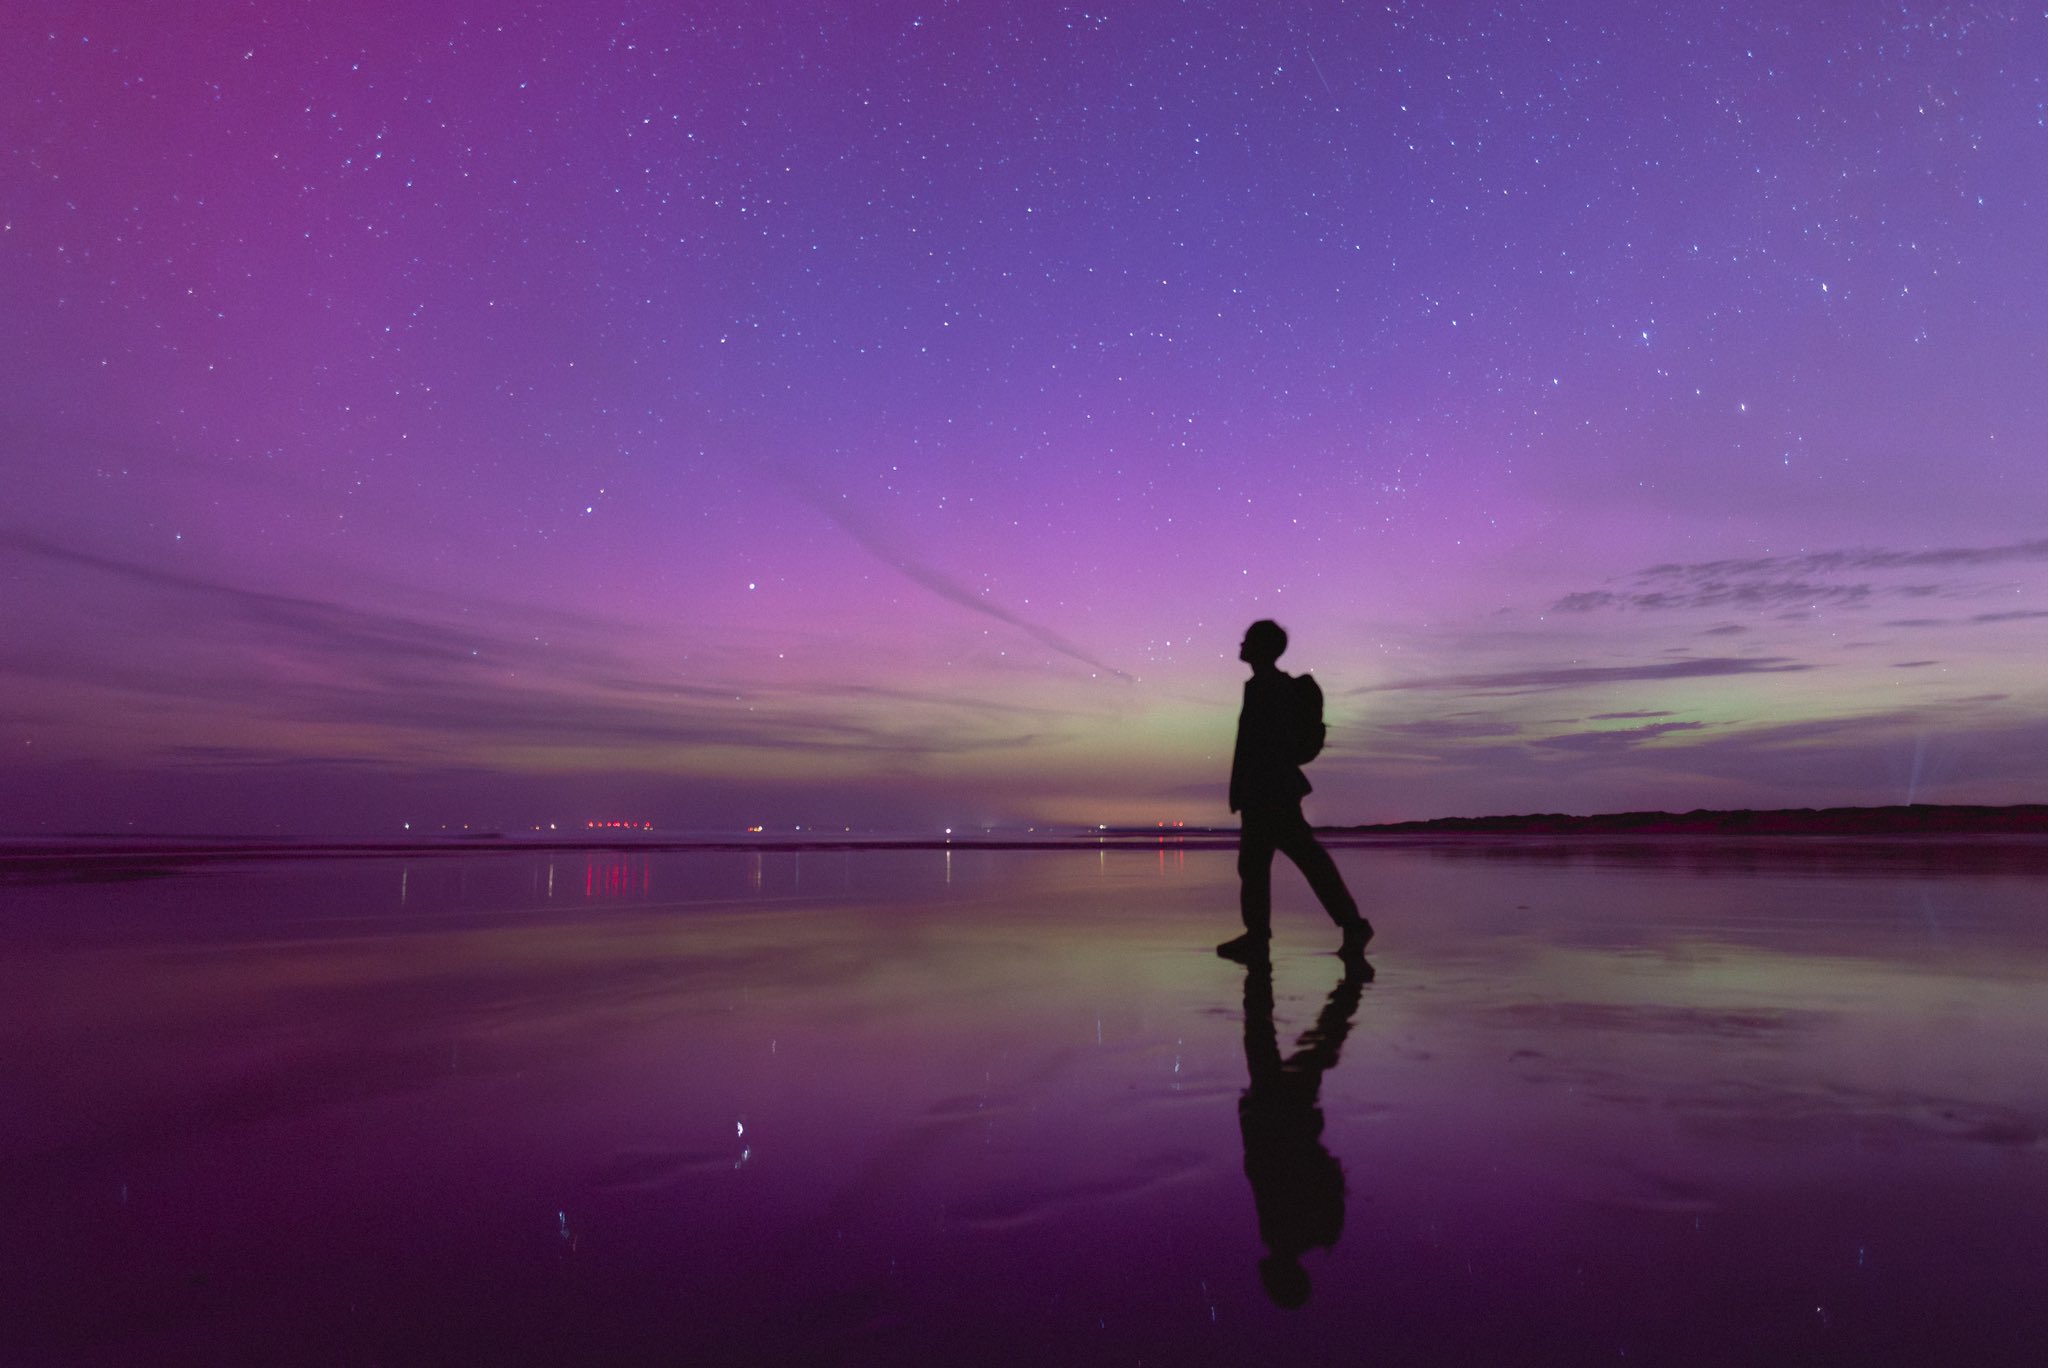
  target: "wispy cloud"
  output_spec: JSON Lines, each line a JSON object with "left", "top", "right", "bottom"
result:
{"left": 163, "top": 745, "right": 413, "bottom": 772}
{"left": 2, "top": 530, "right": 624, "bottom": 681}
{"left": 1534, "top": 720, "right": 1711, "bottom": 752}
{"left": 1361, "top": 656, "right": 1812, "bottom": 694}
{"left": 1558, "top": 582, "right": 1879, "bottom": 612}
{"left": 1641, "top": 541, "right": 2048, "bottom": 579}
{"left": 0, "top": 532, "right": 1061, "bottom": 764}
{"left": 1882, "top": 608, "right": 2048, "bottom": 629}
{"left": 1555, "top": 538, "right": 2048, "bottom": 614}
{"left": 1378, "top": 718, "right": 1522, "bottom": 739}
{"left": 766, "top": 472, "right": 1133, "bottom": 681}
{"left": 1322, "top": 696, "right": 2048, "bottom": 816}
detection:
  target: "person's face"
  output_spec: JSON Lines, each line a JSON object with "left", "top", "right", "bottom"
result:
{"left": 1239, "top": 633, "right": 1254, "bottom": 664}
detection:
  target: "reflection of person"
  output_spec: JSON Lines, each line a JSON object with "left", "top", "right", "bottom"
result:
{"left": 1239, "top": 959, "right": 1371, "bottom": 1308}
{"left": 1218, "top": 620, "right": 1372, "bottom": 965}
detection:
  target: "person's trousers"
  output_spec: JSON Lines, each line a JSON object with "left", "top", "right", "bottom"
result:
{"left": 1238, "top": 802, "right": 1359, "bottom": 937}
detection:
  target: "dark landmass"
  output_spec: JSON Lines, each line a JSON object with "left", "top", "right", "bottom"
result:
{"left": 1334, "top": 803, "right": 2048, "bottom": 836}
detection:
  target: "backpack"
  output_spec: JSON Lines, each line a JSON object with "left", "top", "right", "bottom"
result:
{"left": 1291, "top": 672, "right": 1327, "bottom": 765}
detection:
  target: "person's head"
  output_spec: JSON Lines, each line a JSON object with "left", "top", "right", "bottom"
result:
{"left": 1239, "top": 619, "right": 1288, "bottom": 667}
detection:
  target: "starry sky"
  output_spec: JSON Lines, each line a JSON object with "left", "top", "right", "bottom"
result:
{"left": 4, "top": 1, "right": 2046, "bottom": 835}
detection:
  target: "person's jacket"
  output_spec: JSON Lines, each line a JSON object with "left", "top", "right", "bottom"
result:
{"left": 1229, "top": 669, "right": 1313, "bottom": 813}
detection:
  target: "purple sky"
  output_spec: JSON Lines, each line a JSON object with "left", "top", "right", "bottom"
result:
{"left": 4, "top": 2, "right": 2046, "bottom": 834}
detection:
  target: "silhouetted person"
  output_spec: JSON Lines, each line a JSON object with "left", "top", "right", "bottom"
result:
{"left": 1239, "top": 958, "right": 1370, "bottom": 1307}
{"left": 1218, "top": 619, "right": 1371, "bottom": 964}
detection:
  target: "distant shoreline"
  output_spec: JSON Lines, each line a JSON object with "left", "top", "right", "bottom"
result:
{"left": 4, "top": 804, "right": 2046, "bottom": 876}
{"left": 1328, "top": 803, "right": 2048, "bottom": 837}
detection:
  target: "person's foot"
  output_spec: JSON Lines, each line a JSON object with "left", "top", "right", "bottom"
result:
{"left": 1216, "top": 933, "right": 1270, "bottom": 964}
{"left": 1338, "top": 919, "right": 1373, "bottom": 960}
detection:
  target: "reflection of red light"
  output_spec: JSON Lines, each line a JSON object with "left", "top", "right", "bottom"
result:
{"left": 582, "top": 854, "right": 651, "bottom": 899}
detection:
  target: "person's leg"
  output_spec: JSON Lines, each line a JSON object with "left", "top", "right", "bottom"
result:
{"left": 1237, "top": 810, "right": 1279, "bottom": 936}
{"left": 1221, "top": 809, "right": 1279, "bottom": 960}
{"left": 1274, "top": 809, "right": 1372, "bottom": 953}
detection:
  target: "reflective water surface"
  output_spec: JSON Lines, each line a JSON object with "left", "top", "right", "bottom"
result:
{"left": 5, "top": 838, "right": 2048, "bottom": 1365}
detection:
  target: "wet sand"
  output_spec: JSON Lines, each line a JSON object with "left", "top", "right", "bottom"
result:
{"left": 5, "top": 839, "right": 2048, "bottom": 1365}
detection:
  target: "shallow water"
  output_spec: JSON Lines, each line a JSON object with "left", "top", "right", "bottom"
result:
{"left": 5, "top": 839, "right": 2048, "bottom": 1365}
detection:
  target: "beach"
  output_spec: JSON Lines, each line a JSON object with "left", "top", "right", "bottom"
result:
{"left": 6, "top": 836, "right": 2048, "bottom": 1365}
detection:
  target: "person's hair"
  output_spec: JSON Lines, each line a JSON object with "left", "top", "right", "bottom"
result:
{"left": 1244, "top": 619, "right": 1288, "bottom": 661}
